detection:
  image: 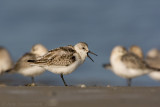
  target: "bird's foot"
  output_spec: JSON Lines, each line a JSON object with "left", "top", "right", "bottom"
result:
{"left": 25, "top": 83, "right": 36, "bottom": 86}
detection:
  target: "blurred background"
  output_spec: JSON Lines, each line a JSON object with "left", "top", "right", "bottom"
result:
{"left": 0, "top": 0, "right": 160, "bottom": 86}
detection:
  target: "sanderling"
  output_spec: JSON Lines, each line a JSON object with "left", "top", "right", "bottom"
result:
{"left": 10, "top": 44, "right": 48, "bottom": 86}
{"left": 104, "top": 46, "right": 160, "bottom": 86}
{"left": 28, "top": 42, "right": 97, "bottom": 86}
{"left": 103, "top": 45, "right": 143, "bottom": 70}
{"left": 103, "top": 45, "right": 144, "bottom": 86}
{"left": 0, "top": 46, "right": 13, "bottom": 75}
{"left": 146, "top": 49, "right": 160, "bottom": 81}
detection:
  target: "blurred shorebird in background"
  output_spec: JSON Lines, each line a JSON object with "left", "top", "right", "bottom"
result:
{"left": 9, "top": 44, "right": 48, "bottom": 86}
{"left": 103, "top": 45, "right": 144, "bottom": 70}
{"left": 103, "top": 45, "right": 160, "bottom": 86}
{"left": 146, "top": 49, "right": 160, "bottom": 81}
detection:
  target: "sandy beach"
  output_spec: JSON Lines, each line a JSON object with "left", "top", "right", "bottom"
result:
{"left": 0, "top": 86, "right": 160, "bottom": 107}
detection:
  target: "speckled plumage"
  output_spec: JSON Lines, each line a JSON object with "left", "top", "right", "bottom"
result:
{"left": 28, "top": 42, "right": 97, "bottom": 86}
{"left": 32, "top": 46, "right": 78, "bottom": 66}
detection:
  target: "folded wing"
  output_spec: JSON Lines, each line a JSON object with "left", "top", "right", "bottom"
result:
{"left": 29, "top": 46, "right": 77, "bottom": 66}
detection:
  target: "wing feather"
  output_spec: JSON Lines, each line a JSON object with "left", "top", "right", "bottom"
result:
{"left": 121, "top": 53, "right": 148, "bottom": 69}
{"left": 32, "top": 46, "right": 77, "bottom": 66}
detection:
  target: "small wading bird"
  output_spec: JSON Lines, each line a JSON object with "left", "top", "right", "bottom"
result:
{"left": 146, "top": 49, "right": 160, "bottom": 81}
{"left": 103, "top": 45, "right": 160, "bottom": 86}
{"left": 0, "top": 46, "right": 13, "bottom": 75}
{"left": 9, "top": 44, "right": 48, "bottom": 86}
{"left": 28, "top": 42, "right": 97, "bottom": 86}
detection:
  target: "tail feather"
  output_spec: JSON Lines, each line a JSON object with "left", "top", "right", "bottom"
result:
{"left": 5, "top": 69, "right": 12, "bottom": 73}
{"left": 5, "top": 68, "right": 15, "bottom": 74}
{"left": 103, "top": 63, "right": 112, "bottom": 70}
{"left": 148, "top": 65, "right": 160, "bottom": 72}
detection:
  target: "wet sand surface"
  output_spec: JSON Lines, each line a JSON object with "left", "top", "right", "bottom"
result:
{"left": 0, "top": 86, "right": 160, "bottom": 107}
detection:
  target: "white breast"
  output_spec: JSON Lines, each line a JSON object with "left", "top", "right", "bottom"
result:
{"left": 111, "top": 56, "right": 149, "bottom": 79}
{"left": 149, "top": 72, "right": 160, "bottom": 81}
{"left": 45, "top": 59, "right": 82, "bottom": 75}
{"left": 18, "top": 66, "right": 45, "bottom": 77}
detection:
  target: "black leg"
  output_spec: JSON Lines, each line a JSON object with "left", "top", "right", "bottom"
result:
{"left": 25, "top": 77, "right": 36, "bottom": 86}
{"left": 127, "top": 78, "right": 132, "bottom": 87}
{"left": 31, "top": 77, "right": 35, "bottom": 84}
{"left": 60, "top": 74, "right": 68, "bottom": 86}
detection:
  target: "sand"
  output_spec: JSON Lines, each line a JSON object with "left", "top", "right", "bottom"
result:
{"left": 0, "top": 86, "right": 160, "bottom": 107}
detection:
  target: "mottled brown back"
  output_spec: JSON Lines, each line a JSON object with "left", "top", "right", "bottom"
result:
{"left": 31, "top": 46, "right": 77, "bottom": 66}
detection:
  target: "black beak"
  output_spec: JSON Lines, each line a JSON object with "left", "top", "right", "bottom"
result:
{"left": 87, "top": 51, "right": 97, "bottom": 62}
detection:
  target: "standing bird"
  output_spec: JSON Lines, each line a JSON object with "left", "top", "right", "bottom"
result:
{"left": 28, "top": 42, "right": 97, "bottom": 86}
{"left": 103, "top": 45, "right": 144, "bottom": 86}
{"left": 146, "top": 49, "right": 160, "bottom": 81}
{"left": 0, "top": 47, "right": 13, "bottom": 75}
{"left": 10, "top": 44, "right": 48, "bottom": 86}
{"left": 104, "top": 46, "right": 160, "bottom": 86}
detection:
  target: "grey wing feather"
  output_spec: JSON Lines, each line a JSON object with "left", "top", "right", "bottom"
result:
{"left": 121, "top": 53, "right": 148, "bottom": 69}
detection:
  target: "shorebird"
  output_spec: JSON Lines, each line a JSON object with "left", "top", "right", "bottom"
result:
{"left": 103, "top": 45, "right": 144, "bottom": 86}
{"left": 28, "top": 42, "right": 97, "bottom": 86}
{"left": 0, "top": 46, "right": 13, "bottom": 75}
{"left": 103, "top": 45, "right": 144, "bottom": 70}
{"left": 10, "top": 44, "right": 48, "bottom": 86}
{"left": 146, "top": 49, "right": 160, "bottom": 81}
{"left": 104, "top": 46, "right": 160, "bottom": 86}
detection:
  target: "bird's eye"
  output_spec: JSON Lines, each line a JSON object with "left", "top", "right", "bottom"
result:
{"left": 82, "top": 47, "right": 85, "bottom": 50}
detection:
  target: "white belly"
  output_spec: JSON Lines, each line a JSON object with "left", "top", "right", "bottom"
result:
{"left": 149, "top": 72, "right": 160, "bottom": 81}
{"left": 18, "top": 66, "right": 45, "bottom": 77}
{"left": 111, "top": 59, "right": 149, "bottom": 79}
{"left": 45, "top": 60, "right": 82, "bottom": 75}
